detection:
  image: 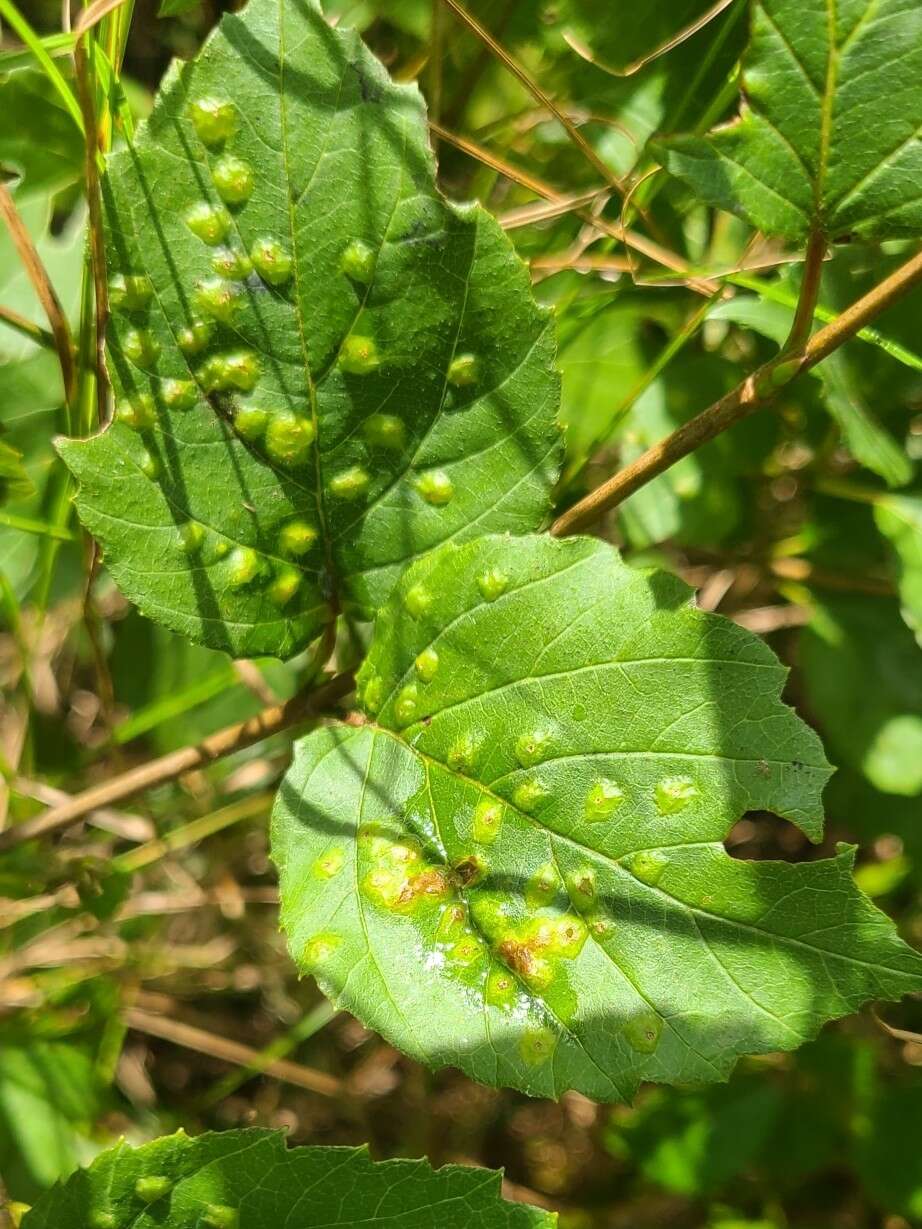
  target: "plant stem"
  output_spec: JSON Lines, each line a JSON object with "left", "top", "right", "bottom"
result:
{"left": 196, "top": 998, "right": 338, "bottom": 1107}
{"left": 436, "top": 0, "right": 624, "bottom": 194}
{"left": 124, "top": 1004, "right": 341, "bottom": 1098}
{"left": 783, "top": 228, "right": 826, "bottom": 356}
{"left": 0, "top": 671, "right": 355, "bottom": 852}
{"left": 551, "top": 244, "right": 922, "bottom": 536}
{"left": 430, "top": 121, "right": 715, "bottom": 292}
{"left": 813, "top": 476, "right": 883, "bottom": 505}
{"left": 74, "top": 36, "right": 110, "bottom": 426}
{"left": 113, "top": 793, "right": 273, "bottom": 874}
{"left": 0, "top": 511, "right": 77, "bottom": 541}
{"left": 0, "top": 184, "right": 76, "bottom": 403}
{"left": 0, "top": 305, "right": 56, "bottom": 349}
{"left": 0, "top": 0, "right": 84, "bottom": 132}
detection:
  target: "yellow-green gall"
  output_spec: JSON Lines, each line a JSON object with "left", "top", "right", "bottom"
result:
{"left": 338, "top": 335, "right": 379, "bottom": 375}
{"left": 264, "top": 412, "right": 316, "bottom": 467}
{"left": 212, "top": 154, "right": 254, "bottom": 205}
{"left": 250, "top": 236, "right": 292, "bottom": 285}
{"left": 188, "top": 96, "right": 237, "bottom": 146}
{"left": 340, "top": 238, "right": 376, "bottom": 283}
{"left": 184, "top": 201, "right": 232, "bottom": 245}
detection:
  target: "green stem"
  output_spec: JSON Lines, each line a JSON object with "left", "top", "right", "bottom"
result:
{"left": 0, "top": 511, "right": 77, "bottom": 541}
{"left": 197, "top": 1000, "right": 339, "bottom": 1108}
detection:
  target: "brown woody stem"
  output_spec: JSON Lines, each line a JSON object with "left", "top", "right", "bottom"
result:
{"left": 784, "top": 228, "right": 826, "bottom": 356}
{"left": 0, "top": 671, "right": 355, "bottom": 852}
{"left": 551, "top": 245, "right": 922, "bottom": 537}
{"left": 0, "top": 183, "right": 76, "bottom": 403}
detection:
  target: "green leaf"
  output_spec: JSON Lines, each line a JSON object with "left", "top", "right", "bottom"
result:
{"left": 616, "top": 352, "right": 758, "bottom": 549}
{"left": 606, "top": 1078, "right": 783, "bottom": 1197}
{"left": 0, "top": 69, "right": 84, "bottom": 199}
{"left": 818, "top": 353, "right": 912, "bottom": 489}
{"left": 802, "top": 595, "right": 922, "bottom": 795}
{"left": 273, "top": 533, "right": 922, "bottom": 1100}
{"left": 20, "top": 1128, "right": 552, "bottom": 1228}
{"left": 874, "top": 492, "right": 922, "bottom": 645}
{"left": 0, "top": 1042, "right": 99, "bottom": 1202}
{"left": 557, "top": 0, "right": 732, "bottom": 76}
{"left": 853, "top": 1082, "right": 922, "bottom": 1219}
{"left": 655, "top": 0, "right": 922, "bottom": 242}
{"left": 58, "top": 0, "right": 560, "bottom": 659}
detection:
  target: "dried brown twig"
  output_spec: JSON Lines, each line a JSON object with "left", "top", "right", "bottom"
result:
{"left": 551, "top": 245, "right": 922, "bottom": 536}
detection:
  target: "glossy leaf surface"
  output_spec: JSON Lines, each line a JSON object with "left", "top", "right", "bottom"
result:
{"left": 58, "top": 0, "right": 560, "bottom": 658}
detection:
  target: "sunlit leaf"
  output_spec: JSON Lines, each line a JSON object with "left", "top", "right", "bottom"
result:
{"left": 656, "top": 0, "right": 922, "bottom": 242}
{"left": 274, "top": 534, "right": 922, "bottom": 1099}
{"left": 58, "top": 0, "right": 560, "bottom": 658}
{"left": 875, "top": 492, "right": 922, "bottom": 645}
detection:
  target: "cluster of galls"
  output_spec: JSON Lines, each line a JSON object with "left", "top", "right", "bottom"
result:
{"left": 87, "top": 1174, "right": 237, "bottom": 1228}
{"left": 108, "top": 92, "right": 491, "bottom": 606}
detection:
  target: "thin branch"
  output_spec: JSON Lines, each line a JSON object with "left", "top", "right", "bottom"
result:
{"left": 0, "top": 303, "right": 55, "bottom": 349}
{"left": 551, "top": 245, "right": 922, "bottom": 536}
{"left": 563, "top": 0, "right": 739, "bottom": 78}
{"left": 0, "top": 183, "right": 76, "bottom": 402}
{"left": 430, "top": 120, "right": 714, "bottom": 292}
{"left": 0, "top": 671, "right": 355, "bottom": 852}
{"left": 437, "top": 0, "right": 623, "bottom": 193}
{"left": 874, "top": 1011, "right": 922, "bottom": 1045}
{"left": 125, "top": 1005, "right": 342, "bottom": 1097}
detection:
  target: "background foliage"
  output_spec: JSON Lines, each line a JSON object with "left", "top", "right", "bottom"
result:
{"left": 2, "top": 0, "right": 922, "bottom": 1226}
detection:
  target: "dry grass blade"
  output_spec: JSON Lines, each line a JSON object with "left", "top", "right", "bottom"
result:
{"left": 529, "top": 253, "right": 632, "bottom": 274}
{"left": 430, "top": 119, "right": 561, "bottom": 198}
{"left": 73, "top": 0, "right": 130, "bottom": 37}
{"left": 0, "top": 303, "right": 55, "bottom": 349}
{"left": 499, "top": 188, "right": 610, "bottom": 230}
{"left": 437, "top": 0, "right": 623, "bottom": 193}
{"left": 562, "top": 0, "right": 739, "bottom": 77}
{"left": 731, "top": 605, "right": 811, "bottom": 633}
{"left": 125, "top": 1005, "right": 341, "bottom": 1097}
{"left": 430, "top": 120, "right": 713, "bottom": 291}
{"left": 874, "top": 1011, "right": 922, "bottom": 1045}
{"left": 0, "top": 183, "right": 76, "bottom": 402}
